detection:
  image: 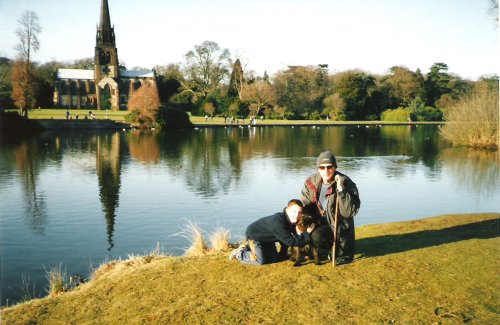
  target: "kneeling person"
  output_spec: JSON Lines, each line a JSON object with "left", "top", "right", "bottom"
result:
{"left": 229, "top": 199, "right": 315, "bottom": 265}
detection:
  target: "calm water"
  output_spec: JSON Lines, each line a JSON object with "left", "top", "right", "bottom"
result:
{"left": 1, "top": 125, "right": 499, "bottom": 305}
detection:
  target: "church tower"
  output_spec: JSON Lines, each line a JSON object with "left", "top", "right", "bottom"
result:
{"left": 95, "top": 0, "right": 120, "bottom": 110}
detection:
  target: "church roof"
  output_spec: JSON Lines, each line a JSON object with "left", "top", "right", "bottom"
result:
{"left": 57, "top": 69, "right": 94, "bottom": 80}
{"left": 120, "top": 70, "right": 155, "bottom": 78}
{"left": 56, "top": 69, "right": 154, "bottom": 80}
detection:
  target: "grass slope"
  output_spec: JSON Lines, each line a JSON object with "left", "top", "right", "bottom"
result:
{"left": 2, "top": 213, "right": 498, "bottom": 324}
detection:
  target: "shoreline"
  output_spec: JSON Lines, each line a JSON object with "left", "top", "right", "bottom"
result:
{"left": 192, "top": 121, "right": 444, "bottom": 128}
{"left": 32, "top": 119, "right": 132, "bottom": 130}
{"left": 31, "top": 117, "right": 444, "bottom": 130}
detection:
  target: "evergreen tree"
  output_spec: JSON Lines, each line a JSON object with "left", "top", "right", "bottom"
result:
{"left": 425, "top": 62, "right": 451, "bottom": 106}
{"left": 228, "top": 59, "right": 244, "bottom": 99}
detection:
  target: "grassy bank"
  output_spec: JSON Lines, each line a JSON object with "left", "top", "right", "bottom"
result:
{"left": 1, "top": 213, "right": 498, "bottom": 324}
{"left": 25, "top": 108, "right": 128, "bottom": 121}
{"left": 22, "top": 109, "right": 443, "bottom": 126}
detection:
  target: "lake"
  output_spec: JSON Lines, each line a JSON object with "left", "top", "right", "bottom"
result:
{"left": 1, "top": 125, "right": 499, "bottom": 305}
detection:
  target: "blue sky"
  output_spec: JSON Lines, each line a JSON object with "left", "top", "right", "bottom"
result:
{"left": 0, "top": 0, "right": 498, "bottom": 80}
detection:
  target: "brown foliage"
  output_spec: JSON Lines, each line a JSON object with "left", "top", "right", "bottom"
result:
{"left": 440, "top": 85, "right": 499, "bottom": 150}
{"left": 11, "top": 60, "right": 36, "bottom": 114}
{"left": 240, "top": 81, "right": 277, "bottom": 116}
{"left": 203, "top": 102, "right": 215, "bottom": 116}
{"left": 127, "top": 81, "right": 160, "bottom": 127}
{"left": 384, "top": 66, "right": 425, "bottom": 106}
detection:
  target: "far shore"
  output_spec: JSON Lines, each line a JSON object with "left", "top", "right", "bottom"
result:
{"left": 32, "top": 118, "right": 444, "bottom": 130}
{"left": 18, "top": 108, "right": 444, "bottom": 129}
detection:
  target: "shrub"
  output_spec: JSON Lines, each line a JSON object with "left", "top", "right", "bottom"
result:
{"left": 413, "top": 106, "right": 443, "bottom": 121}
{"left": 381, "top": 107, "right": 411, "bottom": 121}
{"left": 440, "top": 86, "right": 498, "bottom": 150}
{"left": 156, "top": 106, "right": 193, "bottom": 130}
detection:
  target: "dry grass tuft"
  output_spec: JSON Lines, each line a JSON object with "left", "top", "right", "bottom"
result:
{"left": 440, "top": 85, "right": 499, "bottom": 150}
{"left": 19, "top": 275, "right": 37, "bottom": 302}
{"left": 209, "top": 227, "right": 231, "bottom": 252}
{"left": 176, "top": 220, "right": 208, "bottom": 257}
{"left": 44, "top": 264, "right": 67, "bottom": 297}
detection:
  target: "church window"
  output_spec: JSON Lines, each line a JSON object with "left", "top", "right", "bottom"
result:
{"left": 70, "top": 81, "right": 77, "bottom": 95}
{"left": 89, "top": 81, "right": 96, "bottom": 94}
{"left": 80, "top": 81, "right": 87, "bottom": 95}
{"left": 60, "top": 82, "right": 67, "bottom": 95}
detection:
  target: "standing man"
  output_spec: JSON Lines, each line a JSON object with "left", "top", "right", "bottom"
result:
{"left": 229, "top": 199, "right": 315, "bottom": 265}
{"left": 301, "top": 151, "right": 360, "bottom": 265}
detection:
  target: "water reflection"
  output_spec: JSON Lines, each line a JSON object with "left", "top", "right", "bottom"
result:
{"left": 2, "top": 125, "right": 498, "bottom": 238}
{"left": 128, "top": 131, "right": 160, "bottom": 164}
{"left": 96, "top": 132, "right": 122, "bottom": 250}
{"left": 440, "top": 148, "right": 499, "bottom": 196}
{"left": 14, "top": 141, "right": 47, "bottom": 234}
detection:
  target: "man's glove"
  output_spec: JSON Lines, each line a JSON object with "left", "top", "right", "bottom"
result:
{"left": 334, "top": 174, "right": 345, "bottom": 192}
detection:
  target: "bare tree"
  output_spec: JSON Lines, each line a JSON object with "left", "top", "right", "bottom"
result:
{"left": 12, "top": 10, "right": 41, "bottom": 117}
{"left": 240, "top": 81, "right": 277, "bottom": 116}
{"left": 491, "top": 0, "right": 499, "bottom": 24}
{"left": 184, "top": 41, "right": 232, "bottom": 98}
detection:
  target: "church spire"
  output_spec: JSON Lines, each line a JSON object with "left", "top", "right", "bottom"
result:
{"left": 99, "top": 0, "right": 112, "bottom": 29}
{"left": 96, "top": 0, "right": 115, "bottom": 46}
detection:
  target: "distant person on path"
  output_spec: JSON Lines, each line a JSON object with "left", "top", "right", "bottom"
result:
{"left": 229, "top": 199, "right": 315, "bottom": 265}
{"left": 301, "top": 151, "right": 360, "bottom": 265}
{"left": 66, "top": 110, "right": 70, "bottom": 120}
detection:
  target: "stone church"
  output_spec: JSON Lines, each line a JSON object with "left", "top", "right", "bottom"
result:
{"left": 53, "top": 0, "right": 156, "bottom": 110}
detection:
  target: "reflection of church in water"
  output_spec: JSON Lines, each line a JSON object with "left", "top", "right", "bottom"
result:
{"left": 96, "top": 132, "right": 123, "bottom": 250}
{"left": 53, "top": 0, "right": 156, "bottom": 110}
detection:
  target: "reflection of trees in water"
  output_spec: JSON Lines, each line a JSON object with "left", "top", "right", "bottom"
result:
{"left": 96, "top": 132, "right": 122, "bottom": 251}
{"left": 440, "top": 148, "right": 499, "bottom": 196}
{"left": 359, "top": 125, "right": 446, "bottom": 178}
{"left": 128, "top": 130, "right": 160, "bottom": 164}
{"left": 145, "top": 126, "right": 450, "bottom": 197}
{"left": 14, "top": 142, "right": 47, "bottom": 235}
{"left": 180, "top": 129, "right": 239, "bottom": 198}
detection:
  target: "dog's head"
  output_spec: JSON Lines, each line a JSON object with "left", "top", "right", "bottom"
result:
{"left": 296, "top": 203, "right": 318, "bottom": 231}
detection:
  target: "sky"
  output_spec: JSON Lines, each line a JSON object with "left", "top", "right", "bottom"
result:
{"left": 0, "top": 0, "right": 498, "bottom": 80}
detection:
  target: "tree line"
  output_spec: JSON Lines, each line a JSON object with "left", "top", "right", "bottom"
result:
{"left": 1, "top": 10, "right": 498, "bottom": 122}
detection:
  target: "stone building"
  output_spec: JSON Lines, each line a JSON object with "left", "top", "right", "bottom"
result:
{"left": 53, "top": 0, "right": 156, "bottom": 110}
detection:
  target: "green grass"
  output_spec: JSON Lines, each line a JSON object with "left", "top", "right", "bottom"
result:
{"left": 20, "top": 109, "right": 443, "bottom": 126}
{"left": 2, "top": 213, "right": 498, "bottom": 324}
{"left": 25, "top": 108, "right": 129, "bottom": 121}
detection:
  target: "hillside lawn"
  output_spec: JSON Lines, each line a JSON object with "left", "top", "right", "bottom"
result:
{"left": 1, "top": 213, "right": 498, "bottom": 324}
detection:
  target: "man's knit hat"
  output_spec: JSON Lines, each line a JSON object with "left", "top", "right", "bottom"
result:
{"left": 316, "top": 151, "right": 337, "bottom": 168}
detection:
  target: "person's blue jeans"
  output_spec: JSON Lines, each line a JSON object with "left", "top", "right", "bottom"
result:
{"left": 238, "top": 240, "right": 283, "bottom": 265}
